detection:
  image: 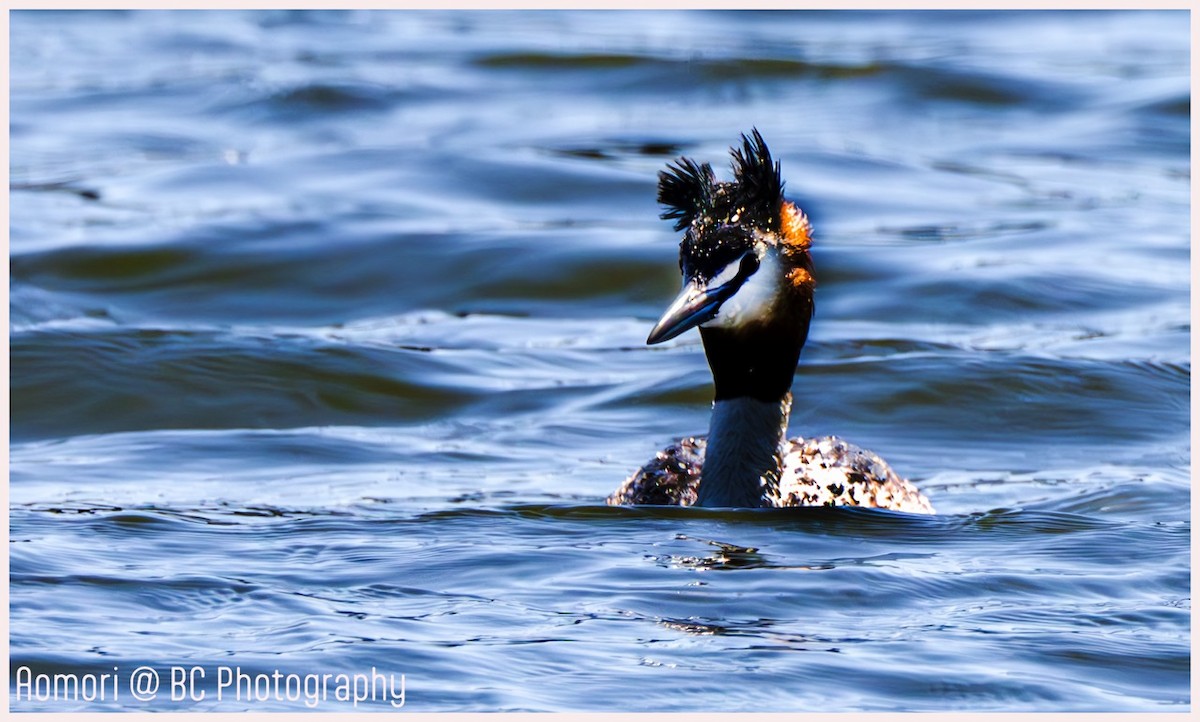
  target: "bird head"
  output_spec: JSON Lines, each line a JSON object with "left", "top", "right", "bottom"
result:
{"left": 647, "top": 129, "right": 814, "bottom": 345}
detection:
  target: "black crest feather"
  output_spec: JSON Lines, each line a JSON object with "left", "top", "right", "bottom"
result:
{"left": 657, "top": 157, "right": 715, "bottom": 232}
{"left": 730, "top": 128, "right": 784, "bottom": 231}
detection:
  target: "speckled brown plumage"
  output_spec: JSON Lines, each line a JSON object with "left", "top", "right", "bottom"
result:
{"left": 607, "top": 435, "right": 934, "bottom": 514}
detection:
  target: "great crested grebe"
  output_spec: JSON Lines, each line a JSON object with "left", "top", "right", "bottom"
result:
{"left": 608, "top": 130, "right": 933, "bottom": 513}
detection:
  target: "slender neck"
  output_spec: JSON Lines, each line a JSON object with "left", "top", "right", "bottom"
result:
{"left": 694, "top": 303, "right": 810, "bottom": 508}
{"left": 691, "top": 307, "right": 811, "bottom": 506}
{"left": 695, "top": 393, "right": 792, "bottom": 508}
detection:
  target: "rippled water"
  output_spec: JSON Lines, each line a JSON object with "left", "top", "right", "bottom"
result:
{"left": 9, "top": 9, "right": 1190, "bottom": 712}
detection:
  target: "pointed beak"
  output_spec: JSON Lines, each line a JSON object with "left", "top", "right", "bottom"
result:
{"left": 646, "top": 278, "right": 736, "bottom": 345}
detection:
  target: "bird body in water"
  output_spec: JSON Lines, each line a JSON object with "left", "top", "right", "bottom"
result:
{"left": 607, "top": 130, "right": 934, "bottom": 513}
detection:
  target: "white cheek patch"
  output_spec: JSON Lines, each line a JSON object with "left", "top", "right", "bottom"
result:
{"left": 702, "top": 249, "right": 782, "bottom": 330}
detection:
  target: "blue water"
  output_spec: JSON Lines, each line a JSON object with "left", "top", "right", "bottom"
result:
{"left": 9, "top": 9, "right": 1190, "bottom": 712}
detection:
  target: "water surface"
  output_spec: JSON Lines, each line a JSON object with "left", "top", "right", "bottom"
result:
{"left": 9, "top": 9, "right": 1190, "bottom": 712}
